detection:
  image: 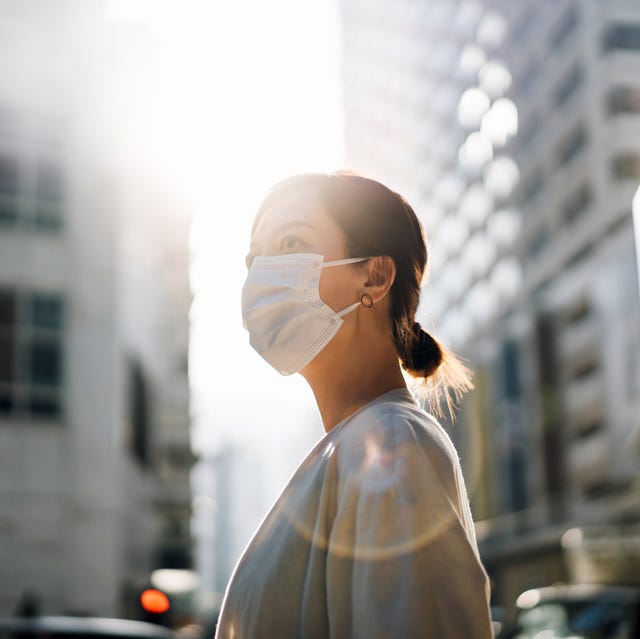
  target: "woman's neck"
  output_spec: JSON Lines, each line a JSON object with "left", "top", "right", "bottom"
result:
{"left": 302, "top": 332, "right": 407, "bottom": 432}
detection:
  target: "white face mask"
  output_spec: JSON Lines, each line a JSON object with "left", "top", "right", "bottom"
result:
{"left": 241, "top": 252, "right": 370, "bottom": 375}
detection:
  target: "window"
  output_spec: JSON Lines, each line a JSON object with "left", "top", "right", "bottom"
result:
{"left": 514, "top": 59, "right": 539, "bottom": 99}
{"left": 520, "top": 169, "right": 545, "bottom": 207}
{"left": 565, "top": 297, "right": 590, "bottom": 325}
{"left": 31, "top": 295, "right": 64, "bottom": 329}
{"left": 34, "top": 160, "right": 64, "bottom": 230}
{"left": 603, "top": 23, "right": 640, "bottom": 52}
{"left": 566, "top": 244, "right": 592, "bottom": 270}
{"left": 0, "top": 154, "right": 19, "bottom": 226}
{"left": 517, "top": 112, "right": 541, "bottom": 151}
{"left": 549, "top": 4, "right": 579, "bottom": 51}
{"left": 128, "top": 359, "right": 151, "bottom": 467}
{"left": 583, "top": 477, "right": 632, "bottom": 500}
{"left": 24, "top": 292, "right": 64, "bottom": 417}
{"left": 562, "top": 183, "right": 592, "bottom": 224}
{"left": 0, "top": 288, "right": 64, "bottom": 419}
{"left": 556, "top": 125, "right": 587, "bottom": 167}
{"left": 534, "top": 312, "right": 565, "bottom": 507}
{"left": 498, "top": 341, "right": 528, "bottom": 512}
{"left": 553, "top": 65, "right": 583, "bottom": 108}
{"left": 571, "top": 356, "right": 599, "bottom": 381}
{"left": 611, "top": 154, "right": 640, "bottom": 179}
{"left": 0, "top": 153, "right": 64, "bottom": 230}
{"left": 573, "top": 417, "right": 603, "bottom": 441}
{"left": 607, "top": 86, "right": 640, "bottom": 115}
{"left": 510, "top": 6, "right": 536, "bottom": 47}
{"left": 0, "top": 105, "right": 65, "bottom": 231}
{"left": 527, "top": 229, "right": 549, "bottom": 259}
{"left": 0, "top": 291, "right": 16, "bottom": 412}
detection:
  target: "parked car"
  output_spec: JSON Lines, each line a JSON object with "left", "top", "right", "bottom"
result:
{"left": 500, "top": 584, "right": 640, "bottom": 638}
{"left": 0, "top": 616, "right": 176, "bottom": 639}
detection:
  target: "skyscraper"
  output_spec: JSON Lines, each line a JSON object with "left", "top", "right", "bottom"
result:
{"left": 0, "top": 2, "right": 193, "bottom": 617}
{"left": 340, "top": 0, "right": 640, "bottom": 607}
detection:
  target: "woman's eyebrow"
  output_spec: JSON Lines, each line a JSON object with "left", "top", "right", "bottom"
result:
{"left": 250, "top": 220, "right": 318, "bottom": 250}
{"left": 273, "top": 220, "right": 318, "bottom": 234}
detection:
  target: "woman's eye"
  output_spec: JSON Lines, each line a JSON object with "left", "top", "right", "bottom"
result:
{"left": 280, "top": 235, "right": 305, "bottom": 252}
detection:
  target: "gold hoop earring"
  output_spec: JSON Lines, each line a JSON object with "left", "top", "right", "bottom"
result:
{"left": 360, "top": 293, "right": 374, "bottom": 308}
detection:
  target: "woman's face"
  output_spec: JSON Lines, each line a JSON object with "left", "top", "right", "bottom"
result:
{"left": 247, "top": 190, "right": 367, "bottom": 323}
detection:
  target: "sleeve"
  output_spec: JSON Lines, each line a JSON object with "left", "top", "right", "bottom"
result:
{"left": 325, "top": 415, "right": 493, "bottom": 639}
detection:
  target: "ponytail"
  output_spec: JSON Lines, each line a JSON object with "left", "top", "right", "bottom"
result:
{"left": 399, "top": 322, "right": 443, "bottom": 377}
{"left": 395, "top": 322, "right": 474, "bottom": 422}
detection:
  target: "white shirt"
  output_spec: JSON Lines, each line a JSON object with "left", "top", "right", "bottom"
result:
{"left": 215, "top": 387, "right": 493, "bottom": 639}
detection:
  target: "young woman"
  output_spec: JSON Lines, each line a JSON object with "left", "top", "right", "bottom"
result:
{"left": 215, "top": 173, "right": 493, "bottom": 638}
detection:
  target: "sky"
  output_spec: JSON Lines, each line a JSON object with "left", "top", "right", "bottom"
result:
{"left": 105, "top": 0, "right": 347, "bottom": 563}
{"left": 185, "top": 1, "right": 344, "bottom": 469}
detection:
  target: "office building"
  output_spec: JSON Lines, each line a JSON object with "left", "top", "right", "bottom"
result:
{"left": 339, "top": 0, "right": 640, "bottom": 607}
{"left": 0, "top": 2, "right": 193, "bottom": 617}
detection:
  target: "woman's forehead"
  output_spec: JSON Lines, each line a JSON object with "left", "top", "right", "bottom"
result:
{"left": 252, "top": 193, "right": 338, "bottom": 241}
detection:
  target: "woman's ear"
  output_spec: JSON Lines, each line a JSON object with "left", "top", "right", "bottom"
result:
{"left": 362, "top": 256, "right": 396, "bottom": 303}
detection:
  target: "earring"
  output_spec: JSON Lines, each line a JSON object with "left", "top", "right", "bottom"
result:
{"left": 360, "top": 293, "right": 374, "bottom": 308}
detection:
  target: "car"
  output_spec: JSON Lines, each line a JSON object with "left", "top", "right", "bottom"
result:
{"left": 499, "top": 584, "right": 640, "bottom": 638}
{"left": 0, "top": 615, "right": 177, "bottom": 639}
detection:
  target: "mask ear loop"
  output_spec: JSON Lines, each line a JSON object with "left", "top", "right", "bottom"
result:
{"left": 336, "top": 292, "right": 374, "bottom": 317}
{"left": 321, "top": 256, "right": 374, "bottom": 317}
{"left": 320, "top": 256, "right": 372, "bottom": 268}
{"left": 336, "top": 300, "right": 361, "bottom": 317}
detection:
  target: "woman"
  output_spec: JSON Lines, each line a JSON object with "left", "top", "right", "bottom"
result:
{"left": 215, "top": 173, "right": 493, "bottom": 638}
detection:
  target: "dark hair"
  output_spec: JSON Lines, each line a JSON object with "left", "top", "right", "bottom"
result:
{"left": 254, "top": 172, "right": 474, "bottom": 420}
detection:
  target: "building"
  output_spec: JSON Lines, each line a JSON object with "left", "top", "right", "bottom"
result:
{"left": 0, "top": 2, "right": 193, "bottom": 617}
{"left": 339, "top": 0, "right": 640, "bottom": 610}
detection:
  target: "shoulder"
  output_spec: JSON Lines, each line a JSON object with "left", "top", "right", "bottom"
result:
{"left": 326, "top": 394, "right": 467, "bottom": 516}
{"left": 326, "top": 393, "right": 480, "bottom": 560}
{"left": 332, "top": 393, "right": 461, "bottom": 482}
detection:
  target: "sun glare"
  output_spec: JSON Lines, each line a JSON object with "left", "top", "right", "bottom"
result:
{"left": 107, "top": 1, "right": 344, "bottom": 472}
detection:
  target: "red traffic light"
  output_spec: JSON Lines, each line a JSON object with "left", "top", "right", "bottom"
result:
{"left": 140, "top": 589, "right": 170, "bottom": 614}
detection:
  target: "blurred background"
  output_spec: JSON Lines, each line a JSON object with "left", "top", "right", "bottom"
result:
{"left": 1, "top": 0, "right": 639, "bottom": 635}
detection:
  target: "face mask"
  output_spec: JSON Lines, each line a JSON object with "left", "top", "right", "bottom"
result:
{"left": 241, "top": 253, "right": 370, "bottom": 375}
